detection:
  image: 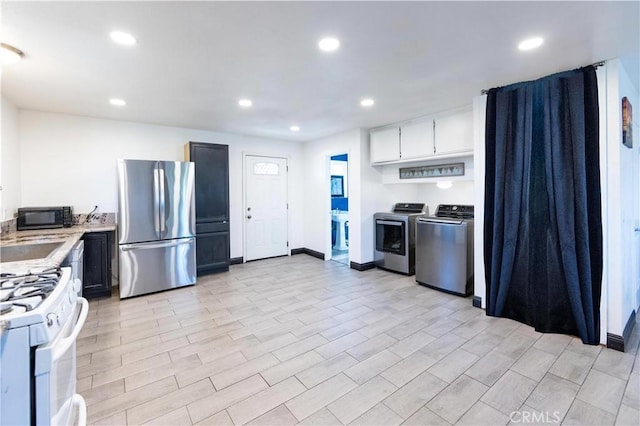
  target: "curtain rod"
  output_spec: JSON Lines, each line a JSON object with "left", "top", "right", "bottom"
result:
{"left": 480, "top": 60, "right": 606, "bottom": 95}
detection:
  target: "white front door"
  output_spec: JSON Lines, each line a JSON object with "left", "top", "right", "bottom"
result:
{"left": 244, "top": 155, "right": 289, "bottom": 261}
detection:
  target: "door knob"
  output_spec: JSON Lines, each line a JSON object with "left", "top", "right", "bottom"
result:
{"left": 247, "top": 215, "right": 252, "bottom": 219}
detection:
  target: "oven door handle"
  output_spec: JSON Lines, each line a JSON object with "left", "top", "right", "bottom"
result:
{"left": 51, "top": 297, "right": 89, "bottom": 361}
{"left": 376, "top": 220, "right": 404, "bottom": 226}
{"left": 72, "top": 394, "right": 87, "bottom": 426}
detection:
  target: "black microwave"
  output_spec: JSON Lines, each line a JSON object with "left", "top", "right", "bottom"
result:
{"left": 17, "top": 206, "right": 73, "bottom": 230}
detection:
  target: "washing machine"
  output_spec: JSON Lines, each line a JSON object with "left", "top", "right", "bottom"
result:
{"left": 415, "top": 204, "right": 474, "bottom": 296}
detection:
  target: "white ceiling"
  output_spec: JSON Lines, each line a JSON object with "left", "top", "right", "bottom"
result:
{"left": 2, "top": 1, "right": 638, "bottom": 142}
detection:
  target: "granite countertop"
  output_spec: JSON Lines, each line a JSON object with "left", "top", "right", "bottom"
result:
{"left": 0, "top": 224, "right": 116, "bottom": 274}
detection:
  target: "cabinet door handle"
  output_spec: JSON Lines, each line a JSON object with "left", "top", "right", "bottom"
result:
{"left": 247, "top": 215, "right": 252, "bottom": 219}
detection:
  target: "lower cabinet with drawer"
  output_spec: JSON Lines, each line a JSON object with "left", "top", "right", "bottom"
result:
{"left": 82, "top": 232, "right": 112, "bottom": 299}
{"left": 196, "top": 230, "right": 230, "bottom": 275}
{"left": 195, "top": 222, "right": 230, "bottom": 276}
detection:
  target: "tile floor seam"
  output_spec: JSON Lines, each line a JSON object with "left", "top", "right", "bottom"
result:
{"left": 208, "top": 375, "right": 217, "bottom": 393}
{"left": 78, "top": 256, "right": 640, "bottom": 425}
{"left": 456, "top": 373, "right": 496, "bottom": 423}
{"left": 381, "top": 399, "right": 425, "bottom": 422}
{"left": 530, "top": 371, "right": 579, "bottom": 423}
{"left": 612, "top": 395, "right": 625, "bottom": 425}
{"left": 89, "top": 375, "right": 179, "bottom": 425}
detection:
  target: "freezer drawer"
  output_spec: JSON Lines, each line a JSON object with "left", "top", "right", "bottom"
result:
{"left": 415, "top": 219, "right": 473, "bottom": 296}
{"left": 119, "top": 238, "right": 196, "bottom": 298}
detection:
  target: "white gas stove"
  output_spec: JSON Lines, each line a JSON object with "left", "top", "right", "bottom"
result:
{"left": 0, "top": 267, "right": 88, "bottom": 426}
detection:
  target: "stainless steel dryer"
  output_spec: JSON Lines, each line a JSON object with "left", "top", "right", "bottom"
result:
{"left": 415, "top": 204, "right": 474, "bottom": 296}
{"left": 374, "top": 203, "right": 428, "bottom": 275}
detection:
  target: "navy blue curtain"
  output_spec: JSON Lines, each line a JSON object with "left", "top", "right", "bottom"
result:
{"left": 484, "top": 66, "right": 602, "bottom": 345}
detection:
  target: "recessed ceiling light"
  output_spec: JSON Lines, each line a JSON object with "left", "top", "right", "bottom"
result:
{"left": 0, "top": 43, "right": 24, "bottom": 65}
{"left": 238, "top": 99, "right": 253, "bottom": 108}
{"left": 109, "top": 98, "right": 126, "bottom": 106}
{"left": 518, "top": 37, "right": 544, "bottom": 51}
{"left": 318, "top": 37, "right": 340, "bottom": 52}
{"left": 360, "top": 98, "right": 375, "bottom": 107}
{"left": 290, "top": 126, "right": 300, "bottom": 132}
{"left": 110, "top": 31, "right": 137, "bottom": 46}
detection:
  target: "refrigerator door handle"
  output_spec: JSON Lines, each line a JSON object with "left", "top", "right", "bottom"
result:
{"left": 158, "top": 166, "right": 166, "bottom": 235}
{"left": 153, "top": 166, "right": 161, "bottom": 237}
{"left": 120, "top": 238, "right": 194, "bottom": 251}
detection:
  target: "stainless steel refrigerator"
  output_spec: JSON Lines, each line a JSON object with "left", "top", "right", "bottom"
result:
{"left": 117, "top": 159, "right": 197, "bottom": 298}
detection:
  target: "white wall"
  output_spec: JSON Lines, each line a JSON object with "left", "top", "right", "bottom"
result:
{"left": 473, "top": 95, "right": 487, "bottom": 308}
{"left": 303, "top": 128, "right": 417, "bottom": 264}
{"left": 1, "top": 96, "right": 20, "bottom": 221}
{"left": 302, "top": 129, "right": 362, "bottom": 261}
{"left": 380, "top": 156, "right": 475, "bottom": 213}
{"left": 618, "top": 60, "right": 640, "bottom": 325}
{"left": 17, "top": 110, "right": 304, "bottom": 258}
{"left": 359, "top": 131, "right": 419, "bottom": 264}
{"left": 597, "top": 65, "right": 609, "bottom": 345}
{"left": 604, "top": 59, "right": 640, "bottom": 338}
{"left": 415, "top": 181, "right": 475, "bottom": 212}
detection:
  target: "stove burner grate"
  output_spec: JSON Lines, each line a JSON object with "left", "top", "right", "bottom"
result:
{"left": 0, "top": 268, "right": 62, "bottom": 305}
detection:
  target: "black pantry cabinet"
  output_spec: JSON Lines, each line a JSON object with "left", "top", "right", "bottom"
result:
{"left": 185, "top": 141, "right": 230, "bottom": 275}
{"left": 82, "top": 231, "right": 112, "bottom": 299}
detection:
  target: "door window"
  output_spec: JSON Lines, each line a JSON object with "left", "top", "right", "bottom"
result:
{"left": 253, "top": 162, "right": 280, "bottom": 175}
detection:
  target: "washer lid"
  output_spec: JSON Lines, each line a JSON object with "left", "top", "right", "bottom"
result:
{"left": 419, "top": 217, "right": 464, "bottom": 225}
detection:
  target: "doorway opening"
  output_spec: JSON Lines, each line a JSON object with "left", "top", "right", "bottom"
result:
{"left": 330, "top": 153, "right": 349, "bottom": 265}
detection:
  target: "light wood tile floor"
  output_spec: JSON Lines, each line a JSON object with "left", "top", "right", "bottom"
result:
{"left": 331, "top": 250, "right": 349, "bottom": 267}
{"left": 78, "top": 255, "right": 640, "bottom": 425}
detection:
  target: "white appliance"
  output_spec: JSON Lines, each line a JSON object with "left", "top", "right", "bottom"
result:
{"left": 61, "top": 240, "right": 84, "bottom": 297}
{"left": 0, "top": 267, "right": 88, "bottom": 426}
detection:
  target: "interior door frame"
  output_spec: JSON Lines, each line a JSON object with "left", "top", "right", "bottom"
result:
{"left": 242, "top": 152, "right": 290, "bottom": 263}
{"left": 325, "top": 151, "right": 351, "bottom": 262}
{"left": 634, "top": 107, "right": 640, "bottom": 314}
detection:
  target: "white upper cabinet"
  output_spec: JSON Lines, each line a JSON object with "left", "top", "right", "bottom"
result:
{"left": 370, "top": 127, "right": 400, "bottom": 163}
{"left": 370, "top": 105, "right": 473, "bottom": 164}
{"left": 434, "top": 108, "right": 474, "bottom": 155}
{"left": 400, "top": 120, "right": 434, "bottom": 160}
